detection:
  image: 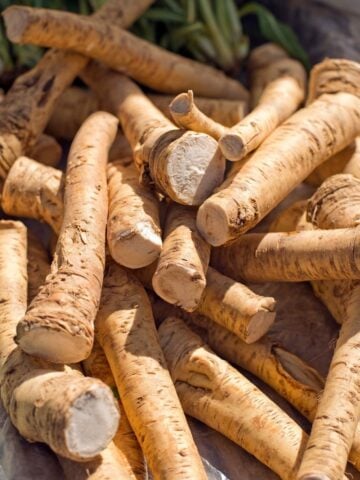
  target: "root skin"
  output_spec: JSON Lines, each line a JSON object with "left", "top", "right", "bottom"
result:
{"left": 152, "top": 204, "right": 210, "bottom": 311}
{"left": 95, "top": 262, "right": 207, "bottom": 480}
{"left": 83, "top": 65, "right": 225, "bottom": 205}
{"left": 3, "top": 6, "right": 249, "bottom": 100}
{"left": 16, "top": 112, "right": 118, "bottom": 364}
{"left": 197, "top": 92, "right": 360, "bottom": 245}
{"left": 159, "top": 316, "right": 308, "bottom": 480}
{"left": 107, "top": 160, "right": 162, "bottom": 269}
{"left": 2, "top": 156, "right": 64, "bottom": 234}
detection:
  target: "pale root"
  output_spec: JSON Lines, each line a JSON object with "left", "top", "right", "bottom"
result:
{"left": 16, "top": 112, "right": 118, "bottom": 363}
{"left": 80, "top": 340, "right": 146, "bottom": 480}
{"left": 4, "top": 6, "right": 249, "bottom": 100}
{"left": 197, "top": 91, "right": 360, "bottom": 245}
{"left": 107, "top": 160, "right": 162, "bottom": 269}
{"left": 197, "top": 267, "right": 276, "bottom": 343}
{"left": 305, "top": 140, "right": 360, "bottom": 187}
{"left": 169, "top": 90, "right": 228, "bottom": 140}
{"left": 211, "top": 227, "right": 360, "bottom": 282}
{"left": 2, "top": 157, "right": 64, "bottom": 234}
{"left": 219, "top": 45, "right": 307, "bottom": 161}
{"left": 0, "top": 0, "right": 153, "bottom": 179}
{"left": 1, "top": 350, "right": 120, "bottom": 461}
{"left": 83, "top": 65, "right": 225, "bottom": 205}
{"left": 269, "top": 200, "right": 308, "bottom": 233}
{"left": 0, "top": 221, "right": 120, "bottom": 462}
{"left": 152, "top": 204, "right": 210, "bottom": 311}
{"left": 159, "top": 317, "right": 308, "bottom": 480}
{"left": 28, "top": 134, "right": 62, "bottom": 167}
{"left": 297, "top": 169, "right": 360, "bottom": 480}
{"left": 95, "top": 262, "right": 207, "bottom": 480}
{"left": 307, "top": 173, "right": 360, "bottom": 229}
{"left": 150, "top": 93, "right": 248, "bottom": 126}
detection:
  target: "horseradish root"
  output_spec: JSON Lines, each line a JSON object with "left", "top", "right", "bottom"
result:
{"left": 0, "top": 221, "right": 120, "bottom": 461}
{"left": 159, "top": 317, "right": 308, "bottom": 480}
{"left": 2, "top": 157, "right": 64, "bottom": 234}
{"left": 197, "top": 59, "right": 360, "bottom": 245}
{"left": 169, "top": 90, "right": 228, "bottom": 140}
{"left": 107, "top": 160, "right": 162, "bottom": 269}
{"left": 211, "top": 227, "right": 360, "bottom": 282}
{"left": 151, "top": 93, "right": 248, "bottom": 126}
{"left": 219, "top": 47, "right": 306, "bottom": 161}
{"left": 16, "top": 112, "right": 118, "bottom": 363}
{"left": 197, "top": 267, "right": 276, "bottom": 343}
{"left": 95, "top": 262, "right": 207, "bottom": 480}
{"left": 83, "top": 64, "right": 225, "bottom": 205}
{"left": 307, "top": 173, "right": 360, "bottom": 229}
{"left": 79, "top": 342, "right": 147, "bottom": 480}
{"left": 297, "top": 172, "right": 360, "bottom": 480}
{"left": 4, "top": 6, "right": 249, "bottom": 100}
{"left": 0, "top": 0, "right": 152, "bottom": 179}
{"left": 152, "top": 204, "right": 210, "bottom": 311}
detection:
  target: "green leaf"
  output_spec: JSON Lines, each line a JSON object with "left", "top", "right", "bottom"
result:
{"left": 143, "top": 8, "right": 186, "bottom": 23}
{"left": 238, "top": 2, "right": 310, "bottom": 69}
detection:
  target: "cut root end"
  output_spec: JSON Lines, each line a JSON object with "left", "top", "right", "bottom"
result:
{"left": 16, "top": 326, "right": 93, "bottom": 364}
{"left": 65, "top": 384, "right": 120, "bottom": 459}
{"left": 219, "top": 133, "right": 245, "bottom": 161}
{"left": 246, "top": 310, "right": 276, "bottom": 343}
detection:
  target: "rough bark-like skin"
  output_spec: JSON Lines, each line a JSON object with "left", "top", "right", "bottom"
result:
{"left": 307, "top": 58, "right": 360, "bottom": 105}
{"left": 29, "top": 134, "right": 62, "bottom": 167}
{"left": 79, "top": 340, "right": 147, "bottom": 480}
{"left": 16, "top": 112, "right": 118, "bottom": 364}
{"left": 197, "top": 267, "right": 276, "bottom": 343}
{"left": 0, "top": 0, "right": 153, "bottom": 180}
{"left": 296, "top": 168, "right": 360, "bottom": 480}
{"left": 305, "top": 140, "right": 359, "bottom": 187}
{"left": 0, "top": 221, "right": 120, "bottom": 461}
{"left": 153, "top": 300, "right": 323, "bottom": 422}
{"left": 95, "top": 262, "right": 207, "bottom": 480}
{"left": 27, "top": 230, "right": 50, "bottom": 303}
{"left": 1, "top": 349, "right": 120, "bottom": 461}
{"left": 2, "top": 157, "right": 64, "bottom": 234}
{"left": 47, "top": 86, "right": 99, "bottom": 140}
{"left": 151, "top": 93, "right": 248, "bottom": 126}
{"left": 219, "top": 52, "right": 307, "bottom": 161}
{"left": 4, "top": 6, "right": 249, "bottom": 100}
{"left": 0, "top": 221, "right": 28, "bottom": 368}
{"left": 159, "top": 317, "right": 308, "bottom": 480}
{"left": 83, "top": 65, "right": 225, "bottom": 206}
{"left": 153, "top": 204, "right": 210, "bottom": 312}
{"left": 211, "top": 227, "right": 360, "bottom": 282}
{"left": 307, "top": 173, "right": 360, "bottom": 229}
{"left": 169, "top": 90, "right": 228, "bottom": 140}
{"left": 107, "top": 160, "right": 162, "bottom": 269}
{"left": 197, "top": 92, "right": 360, "bottom": 245}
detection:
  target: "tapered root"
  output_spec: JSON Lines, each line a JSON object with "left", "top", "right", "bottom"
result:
{"left": 16, "top": 112, "right": 118, "bottom": 363}
{"left": 169, "top": 90, "right": 227, "bottom": 140}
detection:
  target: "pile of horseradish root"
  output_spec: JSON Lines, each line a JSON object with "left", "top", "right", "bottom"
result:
{"left": 0, "top": 1, "right": 359, "bottom": 479}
